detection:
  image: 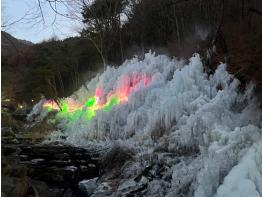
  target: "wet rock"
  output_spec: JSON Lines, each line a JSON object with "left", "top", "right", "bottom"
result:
{"left": 79, "top": 178, "right": 98, "bottom": 196}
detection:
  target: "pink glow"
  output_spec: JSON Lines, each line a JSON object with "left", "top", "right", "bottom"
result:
{"left": 116, "top": 73, "right": 152, "bottom": 100}
{"left": 43, "top": 73, "right": 152, "bottom": 114}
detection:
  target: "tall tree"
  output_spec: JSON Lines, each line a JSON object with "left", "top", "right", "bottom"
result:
{"left": 81, "top": 0, "right": 128, "bottom": 65}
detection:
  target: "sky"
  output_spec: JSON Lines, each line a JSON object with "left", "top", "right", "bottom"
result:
{"left": 2, "top": 0, "right": 83, "bottom": 43}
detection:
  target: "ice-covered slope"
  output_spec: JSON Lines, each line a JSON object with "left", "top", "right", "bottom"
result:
{"left": 29, "top": 52, "right": 261, "bottom": 196}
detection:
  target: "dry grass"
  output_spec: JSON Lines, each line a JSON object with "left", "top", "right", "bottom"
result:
{"left": 1, "top": 111, "right": 23, "bottom": 130}
{"left": 1, "top": 104, "right": 57, "bottom": 143}
{"left": 24, "top": 114, "right": 57, "bottom": 143}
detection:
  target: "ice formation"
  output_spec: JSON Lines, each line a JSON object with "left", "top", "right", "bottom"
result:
{"left": 29, "top": 52, "right": 261, "bottom": 196}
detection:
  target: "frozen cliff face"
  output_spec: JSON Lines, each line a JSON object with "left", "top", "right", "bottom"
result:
{"left": 49, "top": 52, "right": 260, "bottom": 146}
{"left": 32, "top": 52, "right": 261, "bottom": 196}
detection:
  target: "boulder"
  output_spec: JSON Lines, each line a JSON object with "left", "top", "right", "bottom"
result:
{"left": 146, "top": 180, "right": 171, "bottom": 197}
{"left": 12, "top": 109, "right": 28, "bottom": 121}
{"left": 2, "top": 145, "right": 20, "bottom": 156}
{"left": 90, "top": 182, "right": 113, "bottom": 197}
{"left": 1, "top": 127, "right": 15, "bottom": 137}
{"left": 117, "top": 178, "right": 148, "bottom": 196}
{"left": 79, "top": 178, "right": 98, "bottom": 196}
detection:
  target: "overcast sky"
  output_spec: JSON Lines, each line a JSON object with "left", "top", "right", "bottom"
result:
{"left": 2, "top": 0, "right": 83, "bottom": 43}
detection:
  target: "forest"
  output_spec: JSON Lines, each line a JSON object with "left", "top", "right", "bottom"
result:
{"left": 2, "top": 0, "right": 261, "bottom": 105}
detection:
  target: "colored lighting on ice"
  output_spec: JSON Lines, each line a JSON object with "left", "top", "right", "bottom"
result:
{"left": 43, "top": 73, "right": 152, "bottom": 122}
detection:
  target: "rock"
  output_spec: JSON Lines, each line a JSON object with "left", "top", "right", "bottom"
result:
{"left": 62, "top": 188, "right": 74, "bottom": 197}
{"left": 49, "top": 188, "right": 65, "bottom": 197}
{"left": 136, "top": 162, "right": 168, "bottom": 181}
{"left": 2, "top": 137, "right": 25, "bottom": 145}
{"left": 11, "top": 138, "right": 19, "bottom": 144}
{"left": 117, "top": 176, "right": 149, "bottom": 196}
{"left": 48, "top": 160, "right": 72, "bottom": 166}
{"left": 31, "top": 158, "right": 45, "bottom": 164}
{"left": 138, "top": 176, "right": 148, "bottom": 185}
{"left": 12, "top": 109, "right": 28, "bottom": 121}
{"left": 1, "top": 127, "right": 15, "bottom": 137}
{"left": 79, "top": 178, "right": 98, "bottom": 196}
{"left": 2, "top": 142, "right": 101, "bottom": 194}
{"left": 117, "top": 179, "right": 139, "bottom": 195}
{"left": 19, "top": 155, "right": 29, "bottom": 161}
{"left": 2, "top": 145, "right": 20, "bottom": 156}
{"left": 146, "top": 180, "right": 171, "bottom": 197}
{"left": 90, "top": 193, "right": 109, "bottom": 197}
{"left": 53, "top": 153, "right": 70, "bottom": 160}
{"left": 64, "top": 166, "right": 79, "bottom": 179}
{"left": 91, "top": 182, "right": 113, "bottom": 197}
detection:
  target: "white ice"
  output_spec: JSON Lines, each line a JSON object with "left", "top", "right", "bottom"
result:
{"left": 31, "top": 52, "right": 261, "bottom": 196}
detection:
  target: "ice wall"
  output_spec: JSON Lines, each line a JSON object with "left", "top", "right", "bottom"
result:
{"left": 49, "top": 52, "right": 260, "bottom": 145}
{"left": 32, "top": 52, "right": 261, "bottom": 196}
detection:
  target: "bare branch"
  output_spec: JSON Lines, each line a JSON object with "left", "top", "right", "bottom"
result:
{"left": 37, "top": 0, "right": 46, "bottom": 24}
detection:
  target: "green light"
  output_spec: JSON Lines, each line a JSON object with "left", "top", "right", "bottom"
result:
{"left": 103, "top": 96, "right": 120, "bottom": 112}
{"left": 60, "top": 101, "right": 68, "bottom": 113}
{"left": 86, "top": 109, "right": 96, "bottom": 120}
{"left": 47, "top": 106, "right": 53, "bottom": 112}
{"left": 85, "top": 97, "right": 97, "bottom": 107}
{"left": 44, "top": 91, "right": 124, "bottom": 123}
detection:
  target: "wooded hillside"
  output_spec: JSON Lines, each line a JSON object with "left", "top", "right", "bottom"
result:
{"left": 2, "top": 0, "right": 261, "bottom": 105}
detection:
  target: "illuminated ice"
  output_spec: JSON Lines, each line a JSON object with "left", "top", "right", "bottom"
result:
{"left": 31, "top": 52, "right": 261, "bottom": 196}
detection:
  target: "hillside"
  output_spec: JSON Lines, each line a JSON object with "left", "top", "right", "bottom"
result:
{"left": 2, "top": 34, "right": 102, "bottom": 105}
{"left": 1, "top": 31, "right": 33, "bottom": 57}
{"left": 2, "top": 0, "right": 261, "bottom": 106}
